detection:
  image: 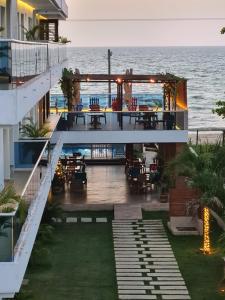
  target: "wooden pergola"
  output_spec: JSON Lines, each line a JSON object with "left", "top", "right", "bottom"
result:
{"left": 70, "top": 73, "right": 188, "bottom": 111}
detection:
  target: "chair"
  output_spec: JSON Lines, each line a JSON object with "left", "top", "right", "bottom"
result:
{"left": 128, "top": 97, "right": 139, "bottom": 124}
{"left": 163, "top": 112, "right": 176, "bottom": 130}
{"left": 75, "top": 104, "right": 85, "bottom": 125}
{"left": 90, "top": 97, "right": 99, "bottom": 106}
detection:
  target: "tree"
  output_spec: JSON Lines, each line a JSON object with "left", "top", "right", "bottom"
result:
{"left": 221, "top": 27, "right": 225, "bottom": 35}
{"left": 167, "top": 143, "right": 225, "bottom": 254}
{"left": 212, "top": 101, "right": 225, "bottom": 119}
{"left": 59, "top": 68, "right": 81, "bottom": 112}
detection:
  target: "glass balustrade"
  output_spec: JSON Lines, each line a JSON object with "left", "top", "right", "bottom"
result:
{"left": 56, "top": 111, "right": 188, "bottom": 131}
{"left": 0, "top": 40, "right": 67, "bottom": 89}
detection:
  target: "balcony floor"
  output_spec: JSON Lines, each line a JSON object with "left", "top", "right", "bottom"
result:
{"left": 53, "top": 165, "right": 167, "bottom": 211}
{"left": 65, "top": 114, "right": 171, "bottom": 131}
{"left": 5, "top": 170, "right": 31, "bottom": 195}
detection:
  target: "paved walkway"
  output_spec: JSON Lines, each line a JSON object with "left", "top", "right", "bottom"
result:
{"left": 114, "top": 204, "right": 143, "bottom": 220}
{"left": 112, "top": 219, "right": 191, "bottom": 300}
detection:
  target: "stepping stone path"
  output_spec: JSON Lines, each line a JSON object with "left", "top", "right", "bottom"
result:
{"left": 113, "top": 220, "right": 191, "bottom": 300}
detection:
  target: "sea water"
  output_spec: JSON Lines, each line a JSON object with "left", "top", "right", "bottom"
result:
{"left": 51, "top": 46, "right": 225, "bottom": 129}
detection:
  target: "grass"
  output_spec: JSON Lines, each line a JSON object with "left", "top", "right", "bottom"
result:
{"left": 19, "top": 210, "right": 225, "bottom": 300}
{"left": 22, "top": 223, "right": 117, "bottom": 300}
{"left": 144, "top": 211, "right": 225, "bottom": 300}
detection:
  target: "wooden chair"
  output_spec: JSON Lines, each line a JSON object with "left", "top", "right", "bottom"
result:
{"left": 75, "top": 104, "right": 85, "bottom": 125}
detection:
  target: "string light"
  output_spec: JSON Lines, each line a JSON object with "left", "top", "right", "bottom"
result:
{"left": 202, "top": 207, "right": 211, "bottom": 254}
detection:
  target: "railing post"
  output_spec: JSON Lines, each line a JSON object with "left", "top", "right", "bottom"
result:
{"left": 196, "top": 130, "right": 199, "bottom": 145}
{"left": 223, "top": 130, "right": 225, "bottom": 145}
{"left": 47, "top": 43, "right": 49, "bottom": 69}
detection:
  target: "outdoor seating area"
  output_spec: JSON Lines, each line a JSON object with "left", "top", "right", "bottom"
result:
{"left": 125, "top": 157, "right": 160, "bottom": 193}
{"left": 57, "top": 109, "right": 183, "bottom": 131}
{"left": 52, "top": 153, "right": 87, "bottom": 194}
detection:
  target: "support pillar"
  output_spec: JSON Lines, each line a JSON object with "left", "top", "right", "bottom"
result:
{"left": 3, "top": 128, "right": 11, "bottom": 180}
{"left": 6, "top": 0, "right": 17, "bottom": 39}
{"left": 0, "top": 128, "right": 4, "bottom": 190}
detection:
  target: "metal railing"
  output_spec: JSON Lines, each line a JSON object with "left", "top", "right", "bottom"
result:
{"left": 188, "top": 128, "right": 225, "bottom": 145}
{"left": 57, "top": 111, "right": 188, "bottom": 131}
{"left": 0, "top": 39, "right": 67, "bottom": 89}
{"left": 14, "top": 135, "right": 63, "bottom": 260}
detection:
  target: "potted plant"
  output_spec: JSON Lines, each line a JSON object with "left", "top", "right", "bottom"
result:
{"left": 20, "top": 118, "right": 50, "bottom": 138}
{"left": 58, "top": 36, "right": 71, "bottom": 44}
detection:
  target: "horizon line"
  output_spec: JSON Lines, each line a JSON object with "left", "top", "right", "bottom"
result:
{"left": 66, "top": 17, "right": 225, "bottom": 22}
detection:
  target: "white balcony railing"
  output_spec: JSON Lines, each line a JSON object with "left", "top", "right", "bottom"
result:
{"left": 0, "top": 135, "right": 63, "bottom": 297}
{"left": 0, "top": 39, "right": 67, "bottom": 89}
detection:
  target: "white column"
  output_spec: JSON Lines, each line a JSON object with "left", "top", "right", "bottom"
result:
{"left": 3, "top": 128, "right": 11, "bottom": 180}
{"left": 9, "top": 126, "right": 15, "bottom": 167}
{"left": 6, "top": 0, "right": 18, "bottom": 39}
{"left": 0, "top": 128, "right": 4, "bottom": 191}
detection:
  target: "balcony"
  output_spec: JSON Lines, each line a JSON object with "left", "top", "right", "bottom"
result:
{"left": 0, "top": 39, "right": 67, "bottom": 90}
{"left": 53, "top": 110, "right": 188, "bottom": 144}
{"left": 24, "top": 0, "right": 68, "bottom": 19}
{"left": 0, "top": 135, "right": 63, "bottom": 297}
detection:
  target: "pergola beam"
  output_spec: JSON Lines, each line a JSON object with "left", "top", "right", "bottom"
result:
{"left": 70, "top": 73, "right": 186, "bottom": 83}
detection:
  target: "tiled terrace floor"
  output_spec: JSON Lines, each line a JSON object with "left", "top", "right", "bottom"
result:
{"left": 54, "top": 165, "right": 167, "bottom": 210}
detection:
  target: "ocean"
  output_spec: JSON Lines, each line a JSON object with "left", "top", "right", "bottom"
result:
{"left": 51, "top": 46, "right": 225, "bottom": 129}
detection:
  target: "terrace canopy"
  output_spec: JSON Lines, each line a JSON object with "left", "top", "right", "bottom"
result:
{"left": 70, "top": 73, "right": 188, "bottom": 111}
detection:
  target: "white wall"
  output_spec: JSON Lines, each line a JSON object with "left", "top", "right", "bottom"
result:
{"left": 0, "top": 61, "right": 67, "bottom": 125}
{"left": 0, "top": 128, "right": 4, "bottom": 190}
{"left": 52, "top": 130, "right": 189, "bottom": 145}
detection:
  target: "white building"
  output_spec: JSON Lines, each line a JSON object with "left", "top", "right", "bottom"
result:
{"left": 0, "top": 2, "right": 191, "bottom": 299}
{"left": 0, "top": 1, "right": 68, "bottom": 298}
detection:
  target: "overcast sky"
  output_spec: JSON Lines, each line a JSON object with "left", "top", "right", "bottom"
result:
{"left": 60, "top": 0, "right": 225, "bottom": 47}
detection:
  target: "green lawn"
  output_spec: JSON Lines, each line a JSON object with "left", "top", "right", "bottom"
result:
{"left": 18, "top": 211, "right": 225, "bottom": 300}
{"left": 22, "top": 223, "right": 117, "bottom": 300}
{"left": 143, "top": 211, "right": 225, "bottom": 300}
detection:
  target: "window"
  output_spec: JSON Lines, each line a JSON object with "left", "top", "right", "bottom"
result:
{"left": 17, "top": 13, "right": 20, "bottom": 39}
{"left": 21, "top": 14, "right": 24, "bottom": 40}
{"left": 0, "top": 6, "right": 6, "bottom": 37}
{"left": 28, "top": 17, "right": 33, "bottom": 30}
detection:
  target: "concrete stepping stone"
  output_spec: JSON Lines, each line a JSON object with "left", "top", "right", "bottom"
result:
{"left": 150, "top": 281, "right": 185, "bottom": 286}
{"left": 144, "top": 252, "right": 174, "bottom": 255}
{"left": 118, "top": 286, "right": 154, "bottom": 290}
{"left": 144, "top": 258, "right": 176, "bottom": 262}
{"left": 81, "top": 217, "right": 92, "bottom": 223}
{"left": 116, "top": 258, "right": 140, "bottom": 262}
{"left": 160, "top": 286, "right": 188, "bottom": 290}
{"left": 156, "top": 277, "right": 184, "bottom": 281}
{"left": 151, "top": 254, "right": 174, "bottom": 258}
{"left": 162, "top": 296, "right": 190, "bottom": 300}
{"left": 66, "top": 217, "right": 77, "bottom": 223}
{"left": 116, "top": 254, "right": 145, "bottom": 258}
{"left": 116, "top": 262, "right": 148, "bottom": 267}
{"left": 119, "top": 290, "right": 146, "bottom": 294}
{"left": 119, "top": 295, "right": 156, "bottom": 300}
{"left": 147, "top": 273, "right": 181, "bottom": 277}
{"left": 117, "top": 277, "right": 152, "bottom": 281}
{"left": 118, "top": 281, "right": 144, "bottom": 286}
{"left": 117, "top": 269, "right": 149, "bottom": 273}
{"left": 117, "top": 273, "right": 143, "bottom": 277}
{"left": 96, "top": 217, "right": 107, "bottom": 223}
{"left": 152, "top": 290, "right": 189, "bottom": 295}
{"left": 148, "top": 265, "right": 179, "bottom": 273}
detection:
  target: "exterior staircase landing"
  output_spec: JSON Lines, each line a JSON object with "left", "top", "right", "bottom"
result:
{"left": 114, "top": 204, "right": 142, "bottom": 220}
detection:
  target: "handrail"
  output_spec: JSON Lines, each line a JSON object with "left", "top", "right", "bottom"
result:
{"left": 21, "top": 140, "right": 49, "bottom": 197}
{"left": 0, "top": 39, "right": 66, "bottom": 46}
{"left": 189, "top": 127, "right": 225, "bottom": 131}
